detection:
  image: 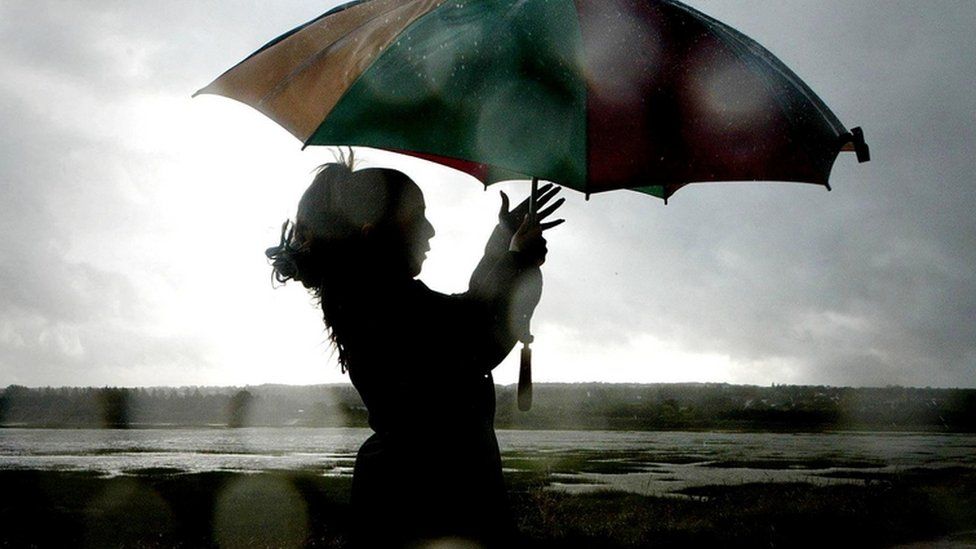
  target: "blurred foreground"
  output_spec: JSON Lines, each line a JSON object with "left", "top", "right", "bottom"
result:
{"left": 2, "top": 466, "right": 975, "bottom": 548}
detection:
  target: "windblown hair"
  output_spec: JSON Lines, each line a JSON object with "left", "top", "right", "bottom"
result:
{"left": 265, "top": 152, "right": 413, "bottom": 371}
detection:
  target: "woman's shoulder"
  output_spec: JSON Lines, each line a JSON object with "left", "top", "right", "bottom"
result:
{"left": 408, "top": 279, "right": 482, "bottom": 306}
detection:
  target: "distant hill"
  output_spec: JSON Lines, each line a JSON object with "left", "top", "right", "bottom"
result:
{"left": 0, "top": 384, "right": 367, "bottom": 429}
{"left": 1, "top": 383, "right": 974, "bottom": 432}
{"left": 494, "top": 383, "right": 976, "bottom": 432}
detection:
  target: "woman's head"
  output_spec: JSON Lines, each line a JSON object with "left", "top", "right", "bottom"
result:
{"left": 265, "top": 157, "right": 434, "bottom": 370}
{"left": 268, "top": 159, "right": 435, "bottom": 288}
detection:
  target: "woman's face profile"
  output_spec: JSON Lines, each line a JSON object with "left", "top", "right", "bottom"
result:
{"left": 389, "top": 179, "right": 435, "bottom": 277}
{"left": 297, "top": 167, "right": 435, "bottom": 279}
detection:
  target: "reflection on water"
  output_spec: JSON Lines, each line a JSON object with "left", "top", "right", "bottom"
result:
{"left": 0, "top": 428, "right": 365, "bottom": 477}
{"left": 499, "top": 430, "right": 976, "bottom": 495}
{"left": 1, "top": 428, "right": 973, "bottom": 496}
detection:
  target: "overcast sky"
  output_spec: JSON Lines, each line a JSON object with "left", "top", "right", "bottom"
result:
{"left": 1, "top": 1, "right": 973, "bottom": 389}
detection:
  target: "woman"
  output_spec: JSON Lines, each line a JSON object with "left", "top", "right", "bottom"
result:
{"left": 265, "top": 157, "right": 563, "bottom": 547}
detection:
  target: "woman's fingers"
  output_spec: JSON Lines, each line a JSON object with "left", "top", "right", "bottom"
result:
{"left": 498, "top": 191, "right": 511, "bottom": 217}
{"left": 540, "top": 219, "right": 565, "bottom": 231}
{"left": 503, "top": 184, "right": 566, "bottom": 239}
{"left": 537, "top": 197, "right": 565, "bottom": 221}
{"left": 512, "top": 183, "right": 556, "bottom": 217}
{"left": 520, "top": 211, "right": 564, "bottom": 232}
{"left": 516, "top": 213, "right": 539, "bottom": 233}
{"left": 533, "top": 185, "right": 561, "bottom": 212}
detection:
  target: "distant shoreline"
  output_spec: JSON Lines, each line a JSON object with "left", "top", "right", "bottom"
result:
{"left": 3, "top": 382, "right": 975, "bottom": 432}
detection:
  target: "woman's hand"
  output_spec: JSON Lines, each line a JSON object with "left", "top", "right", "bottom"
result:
{"left": 506, "top": 195, "right": 565, "bottom": 267}
{"left": 498, "top": 183, "right": 565, "bottom": 235}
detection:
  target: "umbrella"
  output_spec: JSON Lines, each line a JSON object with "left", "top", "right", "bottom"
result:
{"left": 195, "top": 0, "right": 868, "bottom": 202}
{"left": 196, "top": 0, "right": 869, "bottom": 409}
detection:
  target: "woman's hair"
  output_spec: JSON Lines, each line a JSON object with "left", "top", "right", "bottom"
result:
{"left": 265, "top": 152, "right": 414, "bottom": 371}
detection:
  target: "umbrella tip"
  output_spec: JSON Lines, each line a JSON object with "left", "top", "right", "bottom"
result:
{"left": 851, "top": 127, "right": 870, "bottom": 163}
{"left": 190, "top": 84, "right": 210, "bottom": 99}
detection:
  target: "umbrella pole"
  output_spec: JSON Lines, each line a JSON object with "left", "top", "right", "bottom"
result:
{"left": 528, "top": 177, "right": 538, "bottom": 221}
{"left": 518, "top": 178, "right": 539, "bottom": 412}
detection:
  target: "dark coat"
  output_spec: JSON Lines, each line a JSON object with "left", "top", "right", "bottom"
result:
{"left": 346, "top": 224, "right": 541, "bottom": 547}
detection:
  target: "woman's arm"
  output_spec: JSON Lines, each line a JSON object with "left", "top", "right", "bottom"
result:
{"left": 468, "top": 185, "right": 564, "bottom": 291}
{"left": 424, "top": 252, "right": 539, "bottom": 375}
{"left": 442, "top": 208, "right": 562, "bottom": 373}
{"left": 412, "top": 189, "right": 564, "bottom": 378}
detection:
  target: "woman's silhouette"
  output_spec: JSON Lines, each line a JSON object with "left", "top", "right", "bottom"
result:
{"left": 266, "top": 155, "right": 563, "bottom": 547}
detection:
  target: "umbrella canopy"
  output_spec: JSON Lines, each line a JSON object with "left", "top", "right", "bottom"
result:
{"left": 196, "top": 0, "right": 868, "bottom": 202}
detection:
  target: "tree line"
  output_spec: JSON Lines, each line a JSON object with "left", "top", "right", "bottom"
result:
{"left": 1, "top": 383, "right": 974, "bottom": 431}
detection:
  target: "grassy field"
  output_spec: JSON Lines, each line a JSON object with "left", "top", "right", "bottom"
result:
{"left": 1, "top": 466, "right": 974, "bottom": 547}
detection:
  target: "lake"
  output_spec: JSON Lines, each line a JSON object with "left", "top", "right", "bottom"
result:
{"left": 2, "top": 428, "right": 974, "bottom": 496}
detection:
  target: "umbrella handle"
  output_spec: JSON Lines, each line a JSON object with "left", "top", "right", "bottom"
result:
{"left": 518, "top": 339, "right": 533, "bottom": 411}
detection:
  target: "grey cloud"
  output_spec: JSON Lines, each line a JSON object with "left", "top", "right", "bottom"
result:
{"left": 0, "top": 309, "right": 214, "bottom": 387}
{"left": 0, "top": 4, "right": 210, "bottom": 386}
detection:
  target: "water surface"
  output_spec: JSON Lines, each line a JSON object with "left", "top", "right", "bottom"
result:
{"left": 2, "top": 428, "right": 972, "bottom": 495}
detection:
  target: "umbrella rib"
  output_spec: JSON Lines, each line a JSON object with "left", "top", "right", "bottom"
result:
{"left": 258, "top": 0, "right": 435, "bottom": 111}
{"left": 244, "top": 1, "right": 373, "bottom": 67}
{"left": 193, "top": 2, "right": 374, "bottom": 98}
